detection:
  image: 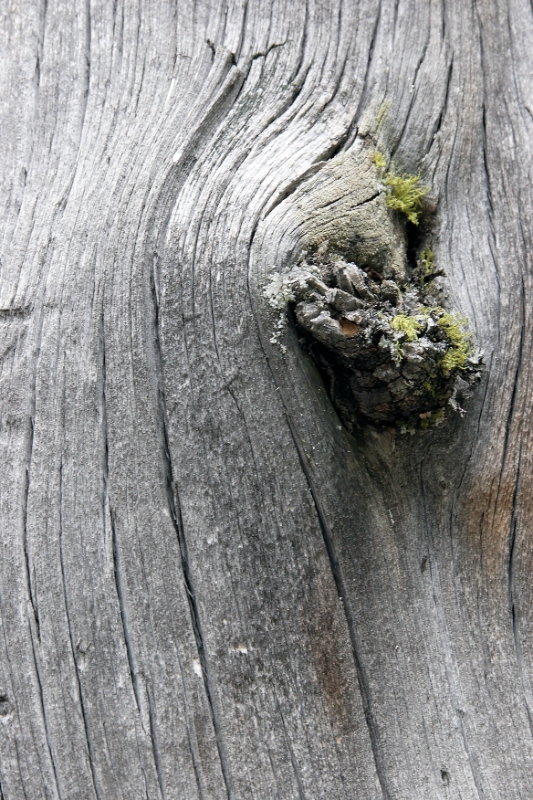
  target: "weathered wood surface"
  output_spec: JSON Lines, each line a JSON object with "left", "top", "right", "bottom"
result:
{"left": 1, "top": 1, "right": 533, "bottom": 798}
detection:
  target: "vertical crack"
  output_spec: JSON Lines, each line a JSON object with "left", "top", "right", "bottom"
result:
{"left": 146, "top": 683, "right": 168, "bottom": 800}
{"left": 22, "top": 305, "right": 45, "bottom": 641}
{"left": 58, "top": 457, "right": 102, "bottom": 800}
{"left": 149, "top": 269, "right": 232, "bottom": 799}
{"left": 279, "top": 709, "right": 306, "bottom": 800}
{"left": 81, "top": 0, "right": 91, "bottom": 130}
{"left": 109, "top": 509, "right": 143, "bottom": 717}
{"left": 420, "top": 471, "right": 485, "bottom": 800}
{"left": 279, "top": 412, "right": 392, "bottom": 800}
{"left": 99, "top": 321, "right": 144, "bottom": 721}
{"left": 28, "top": 620, "right": 64, "bottom": 800}
{"left": 22, "top": 414, "right": 40, "bottom": 639}
{"left": 248, "top": 229, "right": 390, "bottom": 798}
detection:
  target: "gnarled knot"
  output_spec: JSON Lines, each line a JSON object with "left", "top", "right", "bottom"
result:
{"left": 272, "top": 249, "right": 482, "bottom": 432}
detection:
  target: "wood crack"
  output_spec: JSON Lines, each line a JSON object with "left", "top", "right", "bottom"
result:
{"left": 150, "top": 270, "right": 232, "bottom": 800}
{"left": 100, "top": 319, "right": 145, "bottom": 724}
{"left": 279, "top": 708, "right": 307, "bottom": 800}
{"left": 28, "top": 619, "right": 63, "bottom": 800}
{"left": 280, "top": 412, "right": 392, "bottom": 800}
{"left": 58, "top": 457, "right": 102, "bottom": 800}
{"left": 252, "top": 289, "right": 392, "bottom": 796}
{"left": 146, "top": 683, "right": 168, "bottom": 800}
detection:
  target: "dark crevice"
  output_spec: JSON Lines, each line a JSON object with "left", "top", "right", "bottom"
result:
{"left": 480, "top": 104, "right": 494, "bottom": 215}
{"left": 353, "top": 5, "right": 381, "bottom": 125}
{"left": 140, "top": 767, "right": 150, "bottom": 800}
{"left": 146, "top": 684, "right": 168, "bottom": 800}
{"left": 110, "top": 510, "right": 143, "bottom": 716}
{"left": 58, "top": 457, "right": 102, "bottom": 800}
{"left": 261, "top": 158, "right": 326, "bottom": 218}
{"left": 246, "top": 217, "right": 390, "bottom": 794}
{"left": 81, "top": 0, "right": 91, "bottom": 132}
{"left": 420, "top": 474, "right": 485, "bottom": 800}
{"left": 262, "top": 120, "right": 357, "bottom": 220}
{"left": 498, "top": 278, "right": 524, "bottom": 474}
{"left": 206, "top": 39, "right": 216, "bottom": 61}
{"left": 22, "top": 301, "right": 45, "bottom": 640}
{"left": 28, "top": 621, "right": 64, "bottom": 800}
{"left": 291, "top": 0, "right": 308, "bottom": 83}
{"left": 99, "top": 313, "right": 143, "bottom": 724}
{"left": 508, "top": 515, "right": 517, "bottom": 626}
{"left": 250, "top": 41, "right": 288, "bottom": 61}
{"left": 279, "top": 709, "right": 306, "bottom": 800}
{"left": 22, "top": 416, "right": 40, "bottom": 640}
{"left": 389, "top": 25, "right": 433, "bottom": 162}
{"left": 430, "top": 58, "right": 453, "bottom": 143}
{"left": 313, "top": 188, "right": 380, "bottom": 215}
{"left": 145, "top": 270, "right": 216, "bottom": 798}
{"left": 279, "top": 410, "right": 392, "bottom": 800}
{"left": 171, "top": 56, "right": 247, "bottom": 176}
{"left": 149, "top": 271, "right": 232, "bottom": 799}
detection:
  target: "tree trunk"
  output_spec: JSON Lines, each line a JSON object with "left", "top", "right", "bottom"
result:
{"left": 1, "top": 1, "right": 532, "bottom": 798}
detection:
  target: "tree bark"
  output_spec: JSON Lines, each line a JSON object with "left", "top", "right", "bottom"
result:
{"left": 1, "top": 1, "right": 532, "bottom": 798}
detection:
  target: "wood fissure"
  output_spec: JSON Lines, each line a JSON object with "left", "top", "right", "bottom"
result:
{"left": 28, "top": 621, "right": 63, "bottom": 800}
{"left": 150, "top": 259, "right": 232, "bottom": 800}
{"left": 57, "top": 457, "right": 101, "bottom": 800}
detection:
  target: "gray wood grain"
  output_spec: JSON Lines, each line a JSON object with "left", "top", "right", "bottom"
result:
{"left": 1, "top": 1, "right": 533, "bottom": 798}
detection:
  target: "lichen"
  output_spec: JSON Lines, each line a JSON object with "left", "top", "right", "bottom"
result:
{"left": 263, "top": 244, "right": 482, "bottom": 432}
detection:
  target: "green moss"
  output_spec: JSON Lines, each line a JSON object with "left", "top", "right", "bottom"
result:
{"left": 372, "top": 150, "right": 387, "bottom": 170}
{"left": 420, "top": 248, "right": 434, "bottom": 275}
{"left": 438, "top": 313, "right": 471, "bottom": 372}
{"left": 391, "top": 313, "right": 423, "bottom": 342}
{"left": 375, "top": 99, "right": 391, "bottom": 133}
{"left": 384, "top": 172, "right": 429, "bottom": 225}
{"left": 419, "top": 409, "right": 446, "bottom": 429}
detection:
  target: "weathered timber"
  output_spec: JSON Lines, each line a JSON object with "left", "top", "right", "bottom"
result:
{"left": 1, "top": 1, "right": 533, "bottom": 799}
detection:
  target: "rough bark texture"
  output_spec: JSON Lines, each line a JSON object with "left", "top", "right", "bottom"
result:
{"left": 1, "top": 1, "right": 532, "bottom": 798}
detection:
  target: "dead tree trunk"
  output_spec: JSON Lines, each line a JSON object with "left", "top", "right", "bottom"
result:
{"left": 1, "top": 1, "right": 533, "bottom": 798}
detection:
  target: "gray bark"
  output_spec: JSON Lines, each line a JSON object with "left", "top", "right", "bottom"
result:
{"left": 1, "top": 1, "right": 532, "bottom": 798}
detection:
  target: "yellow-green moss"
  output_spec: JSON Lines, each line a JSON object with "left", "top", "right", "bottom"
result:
{"left": 385, "top": 172, "right": 429, "bottom": 225}
{"left": 375, "top": 100, "right": 391, "bottom": 133}
{"left": 420, "top": 247, "right": 434, "bottom": 275}
{"left": 372, "top": 150, "right": 387, "bottom": 170}
{"left": 438, "top": 313, "right": 471, "bottom": 372}
{"left": 419, "top": 409, "right": 445, "bottom": 429}
{"left": 391, "top": 313, "right": 423, "bottom": 341}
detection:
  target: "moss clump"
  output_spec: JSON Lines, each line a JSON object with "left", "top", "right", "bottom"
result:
{"left": 437, "top": 313, "right": 472, "bottom": 372}
{"left": 372, "top": 151, "right": 429, "bottom": 225}
{"left": 384, "top": 172, "right": 429, "bottom": 225}
{"left": 391, "top": 313, "right": 423, "bottom": 342}
{"left": 420, "top": 248, "right": 434, "bottom": 275}
{"left": 372, "top": 151, "right": 387, "bottom": 169}
{"left": 418, "top": 409, "right": 445, "bottom": 430}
